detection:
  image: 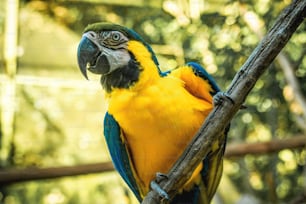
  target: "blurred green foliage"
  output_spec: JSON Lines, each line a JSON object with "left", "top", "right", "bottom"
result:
{"left": 0, "top": 0, "right": 305, "bottom": 203}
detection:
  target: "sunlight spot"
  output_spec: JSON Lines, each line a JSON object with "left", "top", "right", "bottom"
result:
{"left": 247, "top": 95, "right": 260, "bottom": 104}
{"left": 257, "top": 99, "right": 272, "bottom": 112}
{"left": 143, "top": 22, "right": 157, "bottom": 36}
{"left": 203, "top": 54, "right": 214, "bottom": 65}
{"left": 254, "top": 80, "right": 264, "bottom": 90}
{"left": 226, "top": 16, "right": 236, "bottom": 25}
{"left": 242, "top": 112, "right": 253, "bottom": 123}
{"left": 276, "top": 179, "right": 290, "bottom": 198}
{"left": 207, "top": 64, "right": 217, "bottom": 74}
{"left": 283, "top": 85, "right": 294, "bottom": 101}
{"left": 244, "top": 11, "right": 263, "bottom": 32}
{"left": 163, "top": 1, "right": 190, "bottom": 25}
{"left": 279, "top": 150, "right": 294, "bottom": 162}
{"left": 247, "top": 124, "right": 271, "bottom": 142}
{"left": 256, "top": 0, "right": 270, "bottom": 14}
{"left": 298, "top": 150, "right": 306, "bottom": 165}
{"left": 290, "top": 101, "right": 303, "bottom": 115}
{"left": 296, "top": 32, "right": 306, "bottom": 43}
{"left": 163, "top": 0, "right": 179, "bottom": 15}
{"left": 278, "top": 150, "right": 297, "bottom": 172}
{"left": 105, "top": 13, "right": 121, "bottom": 23}
{"left": 214, "top": 32, "right": 231, "bottom": 49}
{"left": 250, "top": 172, "right": 263, "bottom": 190}
{"left": 44, "top": 189, "right": 65, "bottom": 204}
{"left": 224, "top": 160, "right": 240, "bottom": 174}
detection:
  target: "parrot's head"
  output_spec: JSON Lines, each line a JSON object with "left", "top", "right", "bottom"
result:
{"left": 77, "top": 22, "right": 160, "bottom": 92}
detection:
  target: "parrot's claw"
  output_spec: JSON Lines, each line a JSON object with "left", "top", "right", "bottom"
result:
{"left": 213, "top": 92, "right": 247, "bottom": 109}
{"left": 150, "top": 181, "right": 170, "bottom": 201}
{"left": 213, "top": 92, "right": 235, "bottom": 106}
{"left": 150, "top": 172, "right": 170, "bottom": 201}
{"left": 156, "top": 172, "right": 168, "bottom": 183}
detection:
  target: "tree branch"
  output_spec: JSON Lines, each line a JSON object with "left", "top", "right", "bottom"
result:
{"left": 142, "top": 0, "right": 306, "bottom": 203}
{"left": 0, "top": 162, "right": 114, "bottom": 186}
{"left": 0, "top": 136, "right": 305, "bottom": 186}
{"left": 224, "top": 135, "right": 306, "bottom": 158}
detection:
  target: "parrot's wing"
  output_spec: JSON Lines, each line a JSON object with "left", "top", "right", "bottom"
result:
{"left": 186, "top": 62, "right": 220, "bottom": 95}
{"left": 103, "top": 112, "right": 142, "bottom": 201}
{"left": 165, "top": 62, "right": 228, "bottom": 203}
{"left": 187, "top": 62, "right": 229, "bottom": 202}
{"left": 163, "top": 61, "right": 221, "bottom": 102}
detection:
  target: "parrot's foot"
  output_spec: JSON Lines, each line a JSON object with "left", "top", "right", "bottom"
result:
{"left": 213, "top": 92, "right": 235, "bottom": 106}
{"left": 150, "top": 173, "right": 170, "bottom": 201}
{"left": 214, "top": 92, "right": 247, "bottom": 109}
{"left": 156, "top": 172, "right": 168, "bottom": 183}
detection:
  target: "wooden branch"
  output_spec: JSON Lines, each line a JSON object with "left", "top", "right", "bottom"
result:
{"left": 242, "top": 7, "right": 306, "bottom": 131}
{"left": 224, "top": 135, "right": 306, "bottom": 158}
{"left": 276, "top": 53, "right": 306, "bottom": 132}
{"left": 142, "top": 0, "right": 306, "bottom": 203}
{"left": 0, "top": 136, "right": 305, "bottom": 185}
{"left": 277, "top": 53, "right": 306, "bottom": 117}
{"left": 0, "top": 162, "right": 114, "bottom": 186}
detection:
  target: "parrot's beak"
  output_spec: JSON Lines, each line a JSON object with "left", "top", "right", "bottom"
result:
{"left": 77, "top": 36, "right": 100, "bottom": 79}
{"left": 77, "top": 33, "right": 114, "bottom": 79}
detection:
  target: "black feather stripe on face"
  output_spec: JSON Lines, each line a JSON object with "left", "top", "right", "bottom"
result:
{"left": 100, "top": 54, "right": 142, "bottom": 92}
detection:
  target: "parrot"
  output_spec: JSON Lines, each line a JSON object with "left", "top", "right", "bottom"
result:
{"left": 77, "top": 22, "right": 228, "bottom": 204}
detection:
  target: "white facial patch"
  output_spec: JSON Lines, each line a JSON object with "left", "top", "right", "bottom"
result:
{"left": 102, "top": 47, "right": 131, "bottom": 73}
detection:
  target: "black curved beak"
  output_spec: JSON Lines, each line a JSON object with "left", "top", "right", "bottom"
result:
{"left": 77, "top": 36, "right": 100, "bottom": 79}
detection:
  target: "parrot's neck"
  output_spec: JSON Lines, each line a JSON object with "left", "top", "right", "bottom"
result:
{"left": 100, "top": 56, "right": 141, "bottom": 93}
{"left": 103, "top": 40, "right": 160, "bottom": 94}
{"left": 125, "top": 40, "right": 160, "bottom": 91}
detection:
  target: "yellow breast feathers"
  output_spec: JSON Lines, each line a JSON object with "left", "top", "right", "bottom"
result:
{"left": 108, "top": 64, "right": 214, "bottom": 195}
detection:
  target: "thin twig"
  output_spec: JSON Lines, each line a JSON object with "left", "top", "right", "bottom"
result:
{"left": 224, "top": 135, "right": 306, "bottom": 157}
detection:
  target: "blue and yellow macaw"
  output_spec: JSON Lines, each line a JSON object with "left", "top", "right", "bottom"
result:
{"left": 77, "top": 22, "right": 228, "bottom": 203}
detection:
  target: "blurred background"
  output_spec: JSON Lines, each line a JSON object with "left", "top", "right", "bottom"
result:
{"left": 0, "top": 0, "right": 305, "bottom": 203}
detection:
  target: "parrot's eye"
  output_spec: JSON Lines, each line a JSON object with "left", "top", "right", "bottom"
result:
{"left": 112, "top": 32, "right": 120, "bottom": 41}
{"left": 100, "top": 31, "right": 128, "bottom": 48}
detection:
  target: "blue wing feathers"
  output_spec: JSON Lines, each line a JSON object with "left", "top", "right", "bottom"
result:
{"left": 103, "top": 112, "right": 142, "bottom": 201}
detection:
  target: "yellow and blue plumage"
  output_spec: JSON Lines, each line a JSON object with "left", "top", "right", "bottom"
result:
{"left": 77, "top": 22, "right": 228, "bottom": 203}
